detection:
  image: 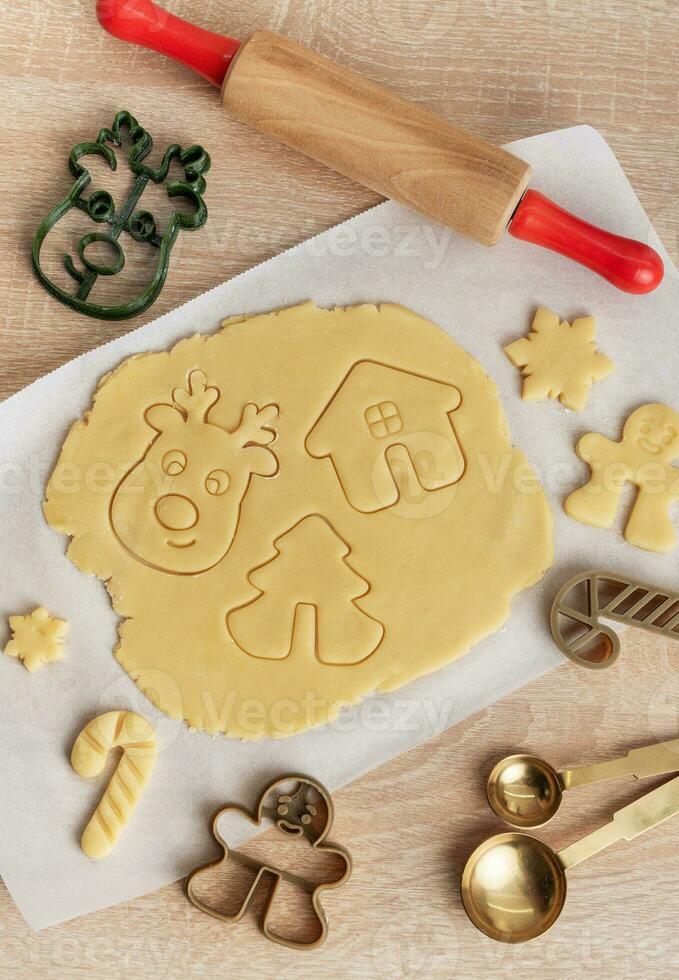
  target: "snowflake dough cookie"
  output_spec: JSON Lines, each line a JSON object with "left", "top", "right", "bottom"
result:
{"left": 504, "top": 307, "right": 614, "bottom": 411}
{"left": 4, "top": 607, "right": 69, "bottom": 672}
{"left": 565, "top": 403, "right": 679, "bottom": 552}
{"left": 44, "top": 302, "right": 553, "bottom": 737}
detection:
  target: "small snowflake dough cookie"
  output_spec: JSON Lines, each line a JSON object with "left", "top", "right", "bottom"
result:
{"left": 565, "top": 403, "right": 679, "bottom": 552}
{"left": 504, "top": 307, "right": 614, "bottom": 411}
{"left": 3, "top": 607, "right": 69, "bottom": 672}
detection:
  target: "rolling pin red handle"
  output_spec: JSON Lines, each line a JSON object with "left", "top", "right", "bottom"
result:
{"left": 96, "top": 0, "right": 240, "bottom": 87}
{"left": 509, "top": 190, "right": 664, "bottom": 295}
{"left": 97, "top": 1, "right": 666, "bottom": 295}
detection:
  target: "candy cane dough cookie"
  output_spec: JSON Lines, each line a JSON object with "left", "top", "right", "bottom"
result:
{"left": 71, "top": 710, "right": 157, "bottom": 859}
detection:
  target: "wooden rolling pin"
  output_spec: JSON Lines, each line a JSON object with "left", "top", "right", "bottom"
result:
{"left": 97, "top": 0, "right": 664, "bottom": 293}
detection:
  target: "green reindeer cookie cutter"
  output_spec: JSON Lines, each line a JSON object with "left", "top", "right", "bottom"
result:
{"left": 32, "top": 110, "right": 210, "bottom": 320}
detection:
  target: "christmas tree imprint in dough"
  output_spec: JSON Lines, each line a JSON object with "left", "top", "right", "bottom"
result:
{"left": 227, "top": 515, "right": 384, "bottom": 665}
{"left": 186, "top": 776, "right": 351, "bottom": 950}
{"left": 565, "top": 403, "right": 679, "bottom": 552}
{"left": 3, "top": 607, "right": 70, "bottom": 672}
{"left": 44, "top": 302, "right": 553, "bottom": 737}
{"left": 110, "top": 369, "right": 278, "bottom": 574}
{"left": 306, "top": 360, "right": 465, "bottom": 513}
{"left": 504, "top": 307, "right": 614, "bottom": 412}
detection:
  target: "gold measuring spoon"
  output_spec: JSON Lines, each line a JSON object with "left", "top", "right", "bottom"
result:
{"left": 486, "top": 738, "right": 679, "bottom": 828}
{"left": 462, "top": 772, "right": 679, "bottom": 943}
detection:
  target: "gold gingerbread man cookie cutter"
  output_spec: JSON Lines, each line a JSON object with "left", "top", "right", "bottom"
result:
{"left": 185, "top": 774, "right": 351, "bottom": 949}
{"left": 551, "top": 570, "right": 679, "bottom": 669}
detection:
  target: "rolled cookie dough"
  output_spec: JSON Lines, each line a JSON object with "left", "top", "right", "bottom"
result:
{"left": 504, "top": 307, "right": 614, "bottom": 412}
{"left": 44, "top": 303, "right": 553, "bottom": 737}
{"left": 565, "top": 403, "right": 679, "bottom": 552}
{"left": 71, "top": 711, "right": 157, "bottom": 859}
{"left": 3, "top": 607, "right": 69, "bottom": 672}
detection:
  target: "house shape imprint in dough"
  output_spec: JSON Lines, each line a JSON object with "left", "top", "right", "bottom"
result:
{"left": 305, "top": 360, "right": 465, "bottom": 513}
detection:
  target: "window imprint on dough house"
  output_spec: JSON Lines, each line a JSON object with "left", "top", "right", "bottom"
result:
{"left": 365, "top": 401, "right": 403, "bottom": 438}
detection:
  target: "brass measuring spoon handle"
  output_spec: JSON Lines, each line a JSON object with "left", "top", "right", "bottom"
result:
{"left": 558, "top": 772, "right": 679, "bottom": 870}
{"left": 560, "top": 737, "right": 679, "bottom": 790}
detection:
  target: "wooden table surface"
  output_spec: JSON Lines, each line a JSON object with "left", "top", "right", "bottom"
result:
{"left": 1, "top": 1, "right": 678, "bottom": 977}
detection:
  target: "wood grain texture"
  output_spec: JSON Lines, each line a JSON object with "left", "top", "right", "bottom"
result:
{"left": 222, "top": 31, "right": 531, "bottom": 244}
{"left": 0, "top": 0, "right": 678, "bottom": 977}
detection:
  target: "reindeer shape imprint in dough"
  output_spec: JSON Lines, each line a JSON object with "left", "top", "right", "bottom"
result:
{"left": 110, "top": 370, "right": 278, "bottom": 574}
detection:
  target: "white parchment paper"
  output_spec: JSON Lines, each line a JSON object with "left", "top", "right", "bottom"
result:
{"left": 0, "top": 126, "right": 677, "bottom": 928}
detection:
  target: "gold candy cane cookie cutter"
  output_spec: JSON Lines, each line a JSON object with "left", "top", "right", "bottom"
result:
{"left": 551, "top": 570, "right": 679, "bottom": 669}
{"left": 186, "top": 774, "right": 351, "bottom": 950}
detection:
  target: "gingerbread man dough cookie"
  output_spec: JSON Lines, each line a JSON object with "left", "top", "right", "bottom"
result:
{"left": 565, "top": 403, "right": 679, "bottom": 552}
